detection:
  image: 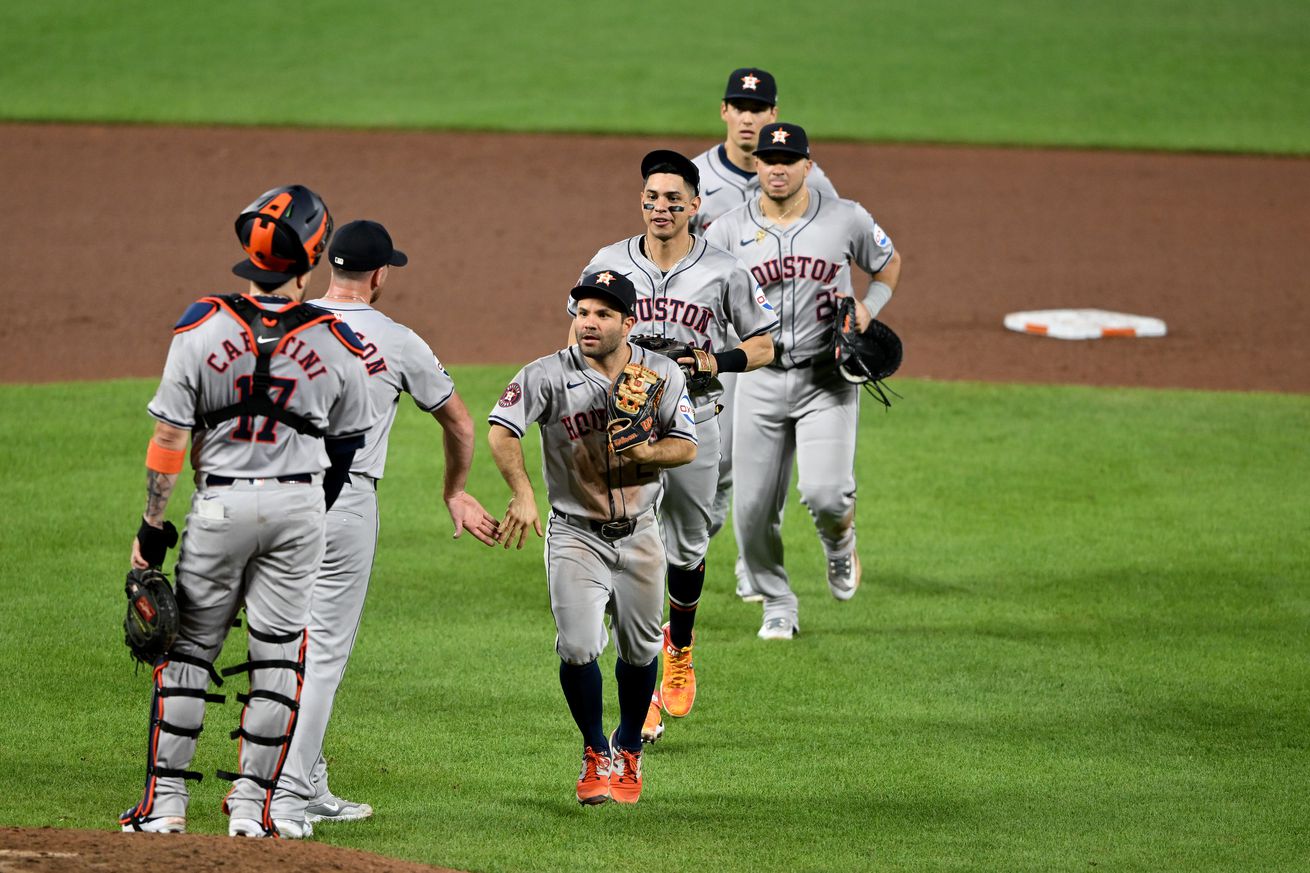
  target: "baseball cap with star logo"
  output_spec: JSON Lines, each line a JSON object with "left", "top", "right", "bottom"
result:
{"left": 724, "top": 67, "right": 777, "bottom": 105}
{"left": 570, "top": 270, "right": 637, "bottom": 315}
{"left": 753, "top": 122, "right": 810, "bottom": 160}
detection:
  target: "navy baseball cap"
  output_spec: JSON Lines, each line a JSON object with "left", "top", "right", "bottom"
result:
{"left": 640, "top": 149, "right": 700, "bottom": 194}
{"left": 570, "top": 270, "right": 637, "bottom": 316}
{"left": 328, "top": 220, "right": 408, "bottom": 272}
{"left": 754, "top": 122, "right": 810, "bottom": 159}
{"left": 724, "top": 68, "right": 777, "bottom": 105}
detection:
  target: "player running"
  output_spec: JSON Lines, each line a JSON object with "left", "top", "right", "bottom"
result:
{"left": 572, "top": 149, "right": 776, "bottom": 742}
{"left": 706, "top": 123, "right": 902, "bottom": 640}
{"left": 489, "top": 271, "right": 696, "bottom": 805}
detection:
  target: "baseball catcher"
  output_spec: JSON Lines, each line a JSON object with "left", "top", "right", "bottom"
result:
{"left": 608, "top": 362, "right": 666, "bottom": 453}
{"left": 630, "top": 335, "right": 716, "bottom": 394}
{"left": 834, "top": 295, "right": 902, "bottom": 407}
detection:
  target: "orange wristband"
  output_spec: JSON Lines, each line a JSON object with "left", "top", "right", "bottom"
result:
{"left": 145, "top": 439, "right": 186, "bottom": 475}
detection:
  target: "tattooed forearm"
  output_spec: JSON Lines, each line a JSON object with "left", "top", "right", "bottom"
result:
{"left": 144, "top": 469, "right": 179, "bottom": 525}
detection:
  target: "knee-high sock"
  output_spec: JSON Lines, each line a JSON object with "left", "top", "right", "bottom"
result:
{"left": 613, "top": 657, "right": 658, "bottom": 751}
{"left": 559, "top": 659, "right": 606, "bottom": 752}
{"left": 667, "top": 561, "right": 705, "bottom": 649}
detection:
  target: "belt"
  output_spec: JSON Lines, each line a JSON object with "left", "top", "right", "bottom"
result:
{"left": 552, "top": 509, "right": 649, "bottom": 542}
{"left": 206, "top": 473, "right": 313, "bottom": 486}
{"left": 770, "top": 352, "right": 836, "bottom": 371}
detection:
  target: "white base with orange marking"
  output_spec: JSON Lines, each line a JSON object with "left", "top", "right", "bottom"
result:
{"left": 1004, "top": 309, "right": 1167, "bottom": 340}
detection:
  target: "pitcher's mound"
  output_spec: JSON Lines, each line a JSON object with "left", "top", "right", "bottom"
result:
{"left": 0, "top": 826, "right": 466, "bottom": 873}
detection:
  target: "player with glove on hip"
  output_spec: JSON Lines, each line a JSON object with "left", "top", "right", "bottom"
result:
{"left": 571, "top": 149, "right": 775, "bottom": 743}
{"left": 490, "top": 271, "right": 697, "bottom": 805}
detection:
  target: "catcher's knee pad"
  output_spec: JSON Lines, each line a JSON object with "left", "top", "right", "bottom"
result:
{"left": 125, "top": 652, "right": 226, "bottom": 822}
{"left": 217, "top": 625, "right": 307, "bottom": 828}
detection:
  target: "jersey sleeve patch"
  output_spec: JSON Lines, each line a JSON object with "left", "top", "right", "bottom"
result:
{"left": 173, "top": 299, "right": 220, "bottom": 333}
{"left": 328, "top": 319, "right": 368, "bottom": 356}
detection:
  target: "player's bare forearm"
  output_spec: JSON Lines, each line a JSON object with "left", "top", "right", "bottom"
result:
{"left": 488, "top": 424, "right": 543, "bottom": 549}
{"left": 143, "top": 421, "right": 188, "bottom": 525}
{"left": 738, "top": 333, "right": 775, "bottom": 371}
{"left": 621, "top": 436, "right": 696, "bottom": 468}
{"left": 432, "top": 393, "right": 476, "bottom": 499}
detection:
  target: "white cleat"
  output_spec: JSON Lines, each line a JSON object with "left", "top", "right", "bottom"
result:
{"left": 121, "top": 815, "right": 185, "bottom": 834}
{"left": 274, "top": 818, "right": 313, "bottom": 839}
{"left": 228, "top": 818, "right": 269, "bottom": 838}
{"left": 757, "top": 616, "right": 798, "bottom": 640}
{"left": 305, "top": 793, "right": 374, "bottom": 823}
{"left": 826, "top": 552, "right": 861, "bottom": 601}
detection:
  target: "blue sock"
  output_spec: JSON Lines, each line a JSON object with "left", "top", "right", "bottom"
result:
{"left": 559, "top": 659, "right": 607, "bottom": 753}
{"left": 614, "top": 657, "right": 658, "bottom": 751}
{"left": 667, "top": 561, "right": 705, "bottom": 649}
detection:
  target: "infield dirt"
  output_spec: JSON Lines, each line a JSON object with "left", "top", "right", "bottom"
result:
{"left": 1, "top": 123, "right": 1307, "bottom": 392}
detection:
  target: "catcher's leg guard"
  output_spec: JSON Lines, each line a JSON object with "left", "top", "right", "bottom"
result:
{"left": 121, "top": 652, "right": 225, "bottom": 827}
{"left": 217, "top": 625, "right": 307, "bottom": 836}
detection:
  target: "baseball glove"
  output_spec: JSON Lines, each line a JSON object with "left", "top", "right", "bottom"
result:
{"left": 834, "top": 296, "right": 903, "bottom": 407}
{"left": 607, "top": 362, "right": 666, "bottom": 454}
{"left": 630, "top": 335, "right": 715, "bottom": 393}
{"left": 124, "top": 567, "right": 180, "bottom": 666}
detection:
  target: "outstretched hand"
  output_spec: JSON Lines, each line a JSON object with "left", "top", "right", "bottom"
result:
{"left": 446, "top": 491, "right": 501, "bottom": 546}
{"left": 496, "top": 493, "right": 544, "bottom": 551}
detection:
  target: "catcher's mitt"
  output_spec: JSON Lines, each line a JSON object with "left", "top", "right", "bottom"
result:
{"left": 834, "top": 296, "right": 903, "bottom": 407}
{"left": 607, "top": 362, "right": 666, "bottom": 453}
{"left": 124, "top": 567, "right": 180, "bottom": 666}
{"left": 630, "top": 335, "right": 715, "bottom": 393}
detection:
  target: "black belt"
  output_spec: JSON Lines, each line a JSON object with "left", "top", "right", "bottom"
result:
{"left": 552, "top": 510, "right": 641, "bottom": 542}
{"left": 206, "top": 474, "right": 312, "bottom": 486}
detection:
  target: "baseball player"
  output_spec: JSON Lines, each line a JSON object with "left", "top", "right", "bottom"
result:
{"left": 571, "top": 150, "right": 776, "bottom": 742}
{"left": 690, "top": 68, "right": 841, "bottom": 602}
{"left": 269, "top": 220, "right": 500, "bottom": 838}
{"left": 119, "top": 185, "right": 376, "bottom": 838}
{"left": 705, "top": 123, "right": 902, "bottom": 640}
{"left": 488, "top": 271, "right": 696, "bottom": 805}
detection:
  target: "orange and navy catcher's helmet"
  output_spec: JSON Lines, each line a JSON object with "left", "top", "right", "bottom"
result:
{"left": 232, "top": 185, "right": 332, "bottom": 285}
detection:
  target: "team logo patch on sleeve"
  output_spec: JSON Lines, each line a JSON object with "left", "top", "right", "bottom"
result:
{"left": 678, "top": 395, "right": 695, "bottom": 427}
{"left": 498, "top": 382, "right": 523, "bottom": 408}
{"left": 873, "top": 224, "right": 889, "bottom": 247}
{"left": 755, "top": 290, "right": 775, "bottom": 313}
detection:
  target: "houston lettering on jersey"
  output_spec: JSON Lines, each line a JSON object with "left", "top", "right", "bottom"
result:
{"left": 633, "top": 298, "right": 714, "bottom": 341}
{"left": 352, "top": 330, "right": 390, "bottom": 376}
{"left": 559, "top": 407, "right": 608, "bottom": 441}
{"left": 751, "top": 256, "right": 842, "bottom": 287}
{"left": 204, "top": 332, "right": 330, "bottom": 379}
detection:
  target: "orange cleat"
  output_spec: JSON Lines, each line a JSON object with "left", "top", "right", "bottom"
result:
{"left": 608, "top": 730, "right": 644, "bottom": 804}
{"left": 641, "top": 690, "right": 665, "bottom": 743}
{"left": 659, "top": 623, "right": 696, "bottom": 717}
{"left": 576, "top": 745, "right": 612, "bottom": 805}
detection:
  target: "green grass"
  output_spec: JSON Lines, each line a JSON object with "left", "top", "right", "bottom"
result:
{"left": 1, "top": 1, "right": 1308, "bottom": 153}
{"left": 0, "top": 373, "right": 1307, "bottom": 871}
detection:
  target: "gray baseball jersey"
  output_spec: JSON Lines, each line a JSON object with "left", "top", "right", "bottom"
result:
{"left": 489, "top": 343, "right": 696, "bottom": 520}
{"left": 707, "top": 192, "right": 896, "bottom": 631}
{"left": 705, "top": 191, "right": 895, "bottom": 366}
{"left": 573, "top": 236, "right": 776, "bottom": 568}
{"left": 149, "top": 295, "right": 375, "bottom": 475}
{"left": 689, "top": 144, "right": 838, "bottom": 233}
{"left": 489, "top": 344, "right": 695, "bottom": 667}
{"left": 272, "top": 298, "right": 456, "bottom": 824}
{"left": 127, "top": 294, "right": 373, "bottom": 832}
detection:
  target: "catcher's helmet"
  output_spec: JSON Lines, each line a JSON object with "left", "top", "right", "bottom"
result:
{"left": 232, "top": 185, "right": 332, "bottom": 285}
